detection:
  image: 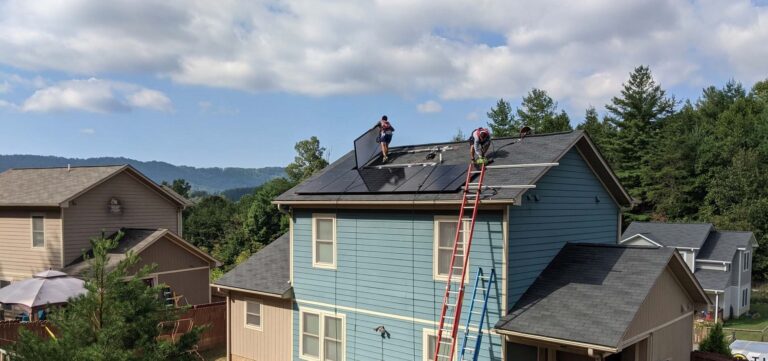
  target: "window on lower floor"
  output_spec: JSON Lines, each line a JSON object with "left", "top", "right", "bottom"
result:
{"left": 301, "top": 310, "right": 345, "bottom": 361}
{"left": 743, "top": 288, "right": 749, "bottom": 307}
{"left": 424, "top": 329, "right": 454, "bottom": 361}
{"left": 245, "top": 300, "right": 262, "bottom": 329}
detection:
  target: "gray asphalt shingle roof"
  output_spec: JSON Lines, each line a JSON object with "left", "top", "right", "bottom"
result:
{"left": 275, "top": 130, "right": 632, "bottom": 206}
{"left": 214, "top": 233, "right": 290, "bottom": 297}
{"left": 622, "top": 222, "right": 714, "bottom": 249}
{"left": 494, "top": 243, "right": 676, "bottom": 348}
{"left": 64, "top": 228, "right": 178, "bottom": 275}
{"left": 0, "top": 165, "right": 125, "bottom": 206}
{"left": 694, "top": 269, "right": 732, "bottom": 291}
{"left": 697, "top": 231, "right": 755, "bottom": 261}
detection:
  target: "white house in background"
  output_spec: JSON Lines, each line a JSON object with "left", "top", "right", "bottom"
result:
{"left": 621, "top": 222, "right": 758, "bottom": 320}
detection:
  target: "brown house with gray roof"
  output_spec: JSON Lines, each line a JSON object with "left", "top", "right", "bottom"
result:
{"left": 0, "top": 165, "right": 218, "bottom": 305}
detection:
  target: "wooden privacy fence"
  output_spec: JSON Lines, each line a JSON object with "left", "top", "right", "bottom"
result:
{"left": 179, "top": 301, "right": 226, "bottom": 351}
{"left": 0, "top": 302, "right": 225, "bottom": 352}
{"left": 695, "top": 323, "right": 768, "bottom": 343}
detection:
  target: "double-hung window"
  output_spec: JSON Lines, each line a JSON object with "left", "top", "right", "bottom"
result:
{"left": 31, "top": 214, "right": 45, "bottom": 248}
{"left": 301, "top": 309, "right": 345, "bottom": 361}
{"left": 245, "top": 299, "right": 262, "bottom": 330}
{"left": 744, "top": 252, "right": 751, "bottom": 271}
{"left": 423, "top": 329, "right": 454, "bottom": 361}
{"left": 312, "top": 214, "right": 336, "bottom": 269}
{"left": 434, "top": 217, "right": 468, "bottom": 281}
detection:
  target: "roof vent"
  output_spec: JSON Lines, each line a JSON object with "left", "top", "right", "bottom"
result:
{"left": 67, "top": 164, "right": 71, "bottom": 172}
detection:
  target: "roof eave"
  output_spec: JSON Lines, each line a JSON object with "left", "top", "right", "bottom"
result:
{"left": 212, "top": 283, "right": 291, "bottom": 299}
{"left": 493, "top": 328, "right": 618, "bottom": 353}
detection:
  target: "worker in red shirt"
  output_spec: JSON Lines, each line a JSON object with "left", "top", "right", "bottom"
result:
{"left": 377, "top": 115, "right": 395, "bottom": 162}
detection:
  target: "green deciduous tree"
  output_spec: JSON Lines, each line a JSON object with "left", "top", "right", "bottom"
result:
{"left": 161, "top": 179, "right": 192, "bottom": 199}
{"left": 285, "top": 136, "right": 329, "bottom": 183}
{"left": 10, "top": 234, "right": 201, "bottom": 361}
{"left": 486, "top": 98, "right": 520, "bottom": 137}
{"left": 517, "top": 88, "right": 573, "bottom": 134}
{"left": 183, "top": 195, "right": 236, "bottom": 251}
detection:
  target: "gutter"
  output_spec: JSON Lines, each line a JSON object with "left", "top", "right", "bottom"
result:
{"left": 272, "top": 199, "right": 516, "bottom": 207}
{"left": 494, "top": 328, "right": 618, "bottom": 353}
{"left": 212, "top": 284, "right": 291, "bottom": 299}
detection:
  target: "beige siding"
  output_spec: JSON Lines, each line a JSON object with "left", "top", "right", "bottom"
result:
{"left": 230, "top": 292, "right": 292, "bottom": 361}
{"left": 156, "top": 268, "right": 211, "bottom": 305}
{"left": 135, "top": 236, "right": 209, "bottom": 274}
{"left": 623, "top": 268, "right": 694, "bottom": 342}
{"left": 62, "top": 172, "right": 180, "bottom": 264}
{"left": 0, "top": 208, "right": 62, "bottom": 280}
{"left": 649, "top": 314, "right": 693, "bottom": 361}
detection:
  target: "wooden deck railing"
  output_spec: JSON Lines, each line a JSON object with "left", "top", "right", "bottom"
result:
{"left": 0, "top": 302, "right": 225, "bottom": 353}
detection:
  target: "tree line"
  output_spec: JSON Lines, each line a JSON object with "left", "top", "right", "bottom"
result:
{"left": 487, "top": 66, "right": 768, "bottom": 280}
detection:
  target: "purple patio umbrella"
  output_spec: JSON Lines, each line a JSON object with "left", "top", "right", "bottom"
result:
{"left": 0, "top": 270, "right": 86, "bottom": 309}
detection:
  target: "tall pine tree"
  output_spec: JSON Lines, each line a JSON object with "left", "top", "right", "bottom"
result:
{"left": 486, "top": 98, "right": 519, "bottom": 137}
{"left": 606, "top": 66, "right": 676, "bottom": 211}
{"left": 517, "top": 88, "right": 573, "bottom": 133}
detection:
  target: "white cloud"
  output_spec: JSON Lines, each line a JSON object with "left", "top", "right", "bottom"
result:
{"left": 20, "top": 78, "right": 172, "bottom": 113}
{"left": 80, "top": 128, "right": 95, "bottom": 135}
{"left": 0, "top": 0, "right": 766, "bottom": 109}
{"left": 417, "top": 100, "right": 442, "bottom": 113}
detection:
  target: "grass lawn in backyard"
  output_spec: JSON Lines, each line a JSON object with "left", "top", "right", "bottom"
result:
{"left": 723, "top": 300, "right": 768, "bottom": 341}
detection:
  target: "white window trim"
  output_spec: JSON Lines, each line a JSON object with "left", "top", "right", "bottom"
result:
{"left": 312, "top": 213, "right": 337, "bottom": 270}
{"left": 744, "top": 251, "right": 751, "bottom": 271}
{"left": 299, "top": 307, "right": 346, "bottom": 361}
{"left": 30, "top": 213, "right": 46, "bottom": 249}
{"left": 433, "top": 216, "right": 470, "bottom": 282}
{"left": 244, "top": 298, "right": 263, "bottom": 331}
{"left": 422, "top": 328, "right": 457, "bottom": 361}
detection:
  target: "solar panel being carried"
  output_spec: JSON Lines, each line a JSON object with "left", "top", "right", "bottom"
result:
{"left": 354, "top": 125, "right": 382, "bottom": 169}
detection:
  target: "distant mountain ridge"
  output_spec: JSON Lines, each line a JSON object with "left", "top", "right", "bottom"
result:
{"left": 0, "top": 154, "right": 285, "bottom": 193}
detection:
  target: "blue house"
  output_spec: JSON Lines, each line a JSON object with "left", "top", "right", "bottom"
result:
{"left": 217, "top": 129, "right": 709, "bottom": 361}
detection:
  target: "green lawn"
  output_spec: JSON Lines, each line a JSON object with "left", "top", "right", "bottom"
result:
{"left": 723, "top": 299, "right": 768, "bottom": 341}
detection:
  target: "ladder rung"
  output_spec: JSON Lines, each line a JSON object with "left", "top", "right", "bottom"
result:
{"left": 467, "top": 182, "right": 481, "bottom": 186}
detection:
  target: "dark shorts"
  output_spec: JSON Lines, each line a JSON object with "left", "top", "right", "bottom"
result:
{"left": 380, "top": 133, "right": 392, "bottom": 144}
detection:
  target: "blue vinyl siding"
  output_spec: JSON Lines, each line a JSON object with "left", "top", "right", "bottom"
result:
{"left": 292, "top": 211, "right": 505, "bottom": 361}
{"left": 507, "top": 148, "right": 620, "bottom": 307}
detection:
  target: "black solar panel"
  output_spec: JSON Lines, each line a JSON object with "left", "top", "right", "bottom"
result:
{"left": 421, "top": 164, "right": 469, "bottom": 191}
{"left": 354, "top": 125, "right": 381, "bottom": 169}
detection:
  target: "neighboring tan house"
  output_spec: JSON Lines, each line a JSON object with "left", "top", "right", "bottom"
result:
{"left": 621, "top": 222, "right": 757, "bottom": 320}
{"left": 238, "top": 129, "right": 710, "bottom": 361}
{"left": 0, "top": 165, "right": 218, "bottom": 305}
{"left": 213, "top": 233, "right": 292, "bottom": 361}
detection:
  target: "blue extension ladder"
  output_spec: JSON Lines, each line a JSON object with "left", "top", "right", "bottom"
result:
{"left": 459, "top": 267, "right": 497, "bottom": 361}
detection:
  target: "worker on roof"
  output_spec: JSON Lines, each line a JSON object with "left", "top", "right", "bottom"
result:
{"left": 376, "top": 115, "right": 395, "bottom": 162}
{"left": 468, "top": 127, "right": 491, "bottom": 165}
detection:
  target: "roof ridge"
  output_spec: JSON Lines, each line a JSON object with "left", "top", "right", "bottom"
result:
{"left": 630, "top": 221, "right": 713, "bottom": 225}
{"left": 7, "top": 164, "right": 128, "bottom": 171}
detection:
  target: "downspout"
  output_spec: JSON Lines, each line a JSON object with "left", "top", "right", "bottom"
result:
{"left": 715, "top": 293, "right": 720, "bottom": 323}
{"left": 738, "top": 250, "right": 742, "bottom": 316}
{"left": 226, "top": 292, "right": 231, "bottom": 361}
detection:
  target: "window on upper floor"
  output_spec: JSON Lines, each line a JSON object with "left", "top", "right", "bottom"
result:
{"left": 434, "top": 217, "right": 468, "bottom": 281}
{"left": 312, "top": 214, "right": 336, "bottom": 269}
{"left": 744, "top": 251, "right": 751, "bottom": 271}
{"left": 31, "top": 214, "right": 45, "bottom": 248}
{"left": 423, "top": 328, "right": 454, "bottom": 361}
{"left": 300, "top": 309, "right": 345, "bottom": 361}
{"left": 245, "top": 299, "right": 262, "bottom": 330}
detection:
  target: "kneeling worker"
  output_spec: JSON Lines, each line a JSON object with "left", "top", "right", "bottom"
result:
{"left": 468, "top": 127, "right": 491, "bottom": 164}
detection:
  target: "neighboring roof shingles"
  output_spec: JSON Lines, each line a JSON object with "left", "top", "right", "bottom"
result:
{"left": 495, "top": 244, "right": 676, "bottom": 348}
{"left": 64, "top": 228, "right": 216, "bottom": 274}
{"left": 214, "top": 233, "right": 290, "bottom": 297}
{"left": 697, "top": 231, "right": 755, "bottom": 261}
{"left": 622, "top": 222, "right": 714, "bottom": 249}
{"left": 0, "top": 165, "right": 125, "bottom": 206}
{"left": 695, "top": 269, "right": 732, "bottom": 291}
{"left": 275, "top": 131, "right": 632, "bottom": 206}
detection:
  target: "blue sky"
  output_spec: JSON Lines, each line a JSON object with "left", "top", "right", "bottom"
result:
{"left": 0, "top": 0, "right": 767, "bottom": 168}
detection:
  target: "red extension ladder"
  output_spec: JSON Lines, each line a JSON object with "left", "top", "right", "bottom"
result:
{"left": 433, "top": 162, "right": 487, "bottom": 361}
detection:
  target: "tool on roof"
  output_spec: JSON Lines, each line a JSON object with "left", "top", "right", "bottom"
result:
{"left": 433, "top": 162, "right": 487, "bottom": 361}
{"left": 459, "top": 267, "right": 496, "bottom": 361}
